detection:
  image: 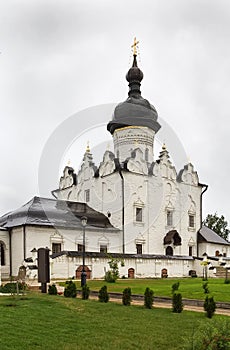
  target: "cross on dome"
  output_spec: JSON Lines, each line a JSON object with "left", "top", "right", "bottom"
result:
{"left": 131, "top": 37, "right": 139, "bottom": 56}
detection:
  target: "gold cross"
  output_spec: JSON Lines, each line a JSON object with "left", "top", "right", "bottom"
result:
{"left": 131, "top": 37, "right": 139, "bottom": 55}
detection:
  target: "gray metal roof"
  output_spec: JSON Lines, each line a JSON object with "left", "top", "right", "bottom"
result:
{"left": 0, "top": 196, "right": 116, "bottom": 230}
{"left": 198, "top": 225, "right": 230, "bottom": 245}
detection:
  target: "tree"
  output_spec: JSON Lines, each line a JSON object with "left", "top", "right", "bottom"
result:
{"left": 104, "top": 257, "right": 125, "bottom": 283}
{"left": 203, "top": 213, "right": 229, "bottom": 241}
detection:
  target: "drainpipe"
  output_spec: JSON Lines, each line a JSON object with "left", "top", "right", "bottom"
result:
{"left": 197, "top": 183, "right": 208, "bottom": 256}
{"left": 114, "top": 159, "right": 125, "bottom": 254}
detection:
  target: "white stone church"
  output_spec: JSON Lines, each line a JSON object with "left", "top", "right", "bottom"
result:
{"left": 0, "top": 48, "right": 229, "bottom": 281}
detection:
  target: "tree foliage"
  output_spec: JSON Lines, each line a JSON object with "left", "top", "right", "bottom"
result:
{"left": 105, "top": 257, "right": 125, "bottom": 283}
{"left": 203, "top": 213, "right": 229, "bottom": 241}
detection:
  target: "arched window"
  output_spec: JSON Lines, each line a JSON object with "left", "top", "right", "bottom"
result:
{"left": 0, "top": 242, "right": 5, "bottom": 266}
{"left": 166, "top": 246, "right": 173, "bottom": 256}
{"left": 215, "top": 250, "right": 220, "bottom": 257}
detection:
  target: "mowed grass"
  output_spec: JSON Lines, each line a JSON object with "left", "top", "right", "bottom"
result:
{"left": 0, "top": 292, "right": 228, "bottom": 350}
{"left": 84, "top": 278, "right": 230, "bottom": 302}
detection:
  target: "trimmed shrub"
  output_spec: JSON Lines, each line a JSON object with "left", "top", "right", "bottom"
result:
{"left": 82, "top": 284, "right": 90, "bottom": 300}
{"left": 144, "top": 287, "right": 154, "bottom": 309}
{"left": 204, "top": 295, "right": 216, "bottom": 318}
{"left": 0, "top": 282, "right": 25, "bottom": 294}
{"left": 171, "top": 282, "right": 180, "bottom": 294}
{"left": 122, "top": 287, "right": 132, "bottom": 306}
{"left": 98, "top": 285, "right": 109, "bottom": 303}
{"left": 202, "top": 281, "right": 209, "bottom": 294}
{"left": 64, "top": 280, "right": 77, "bottom": 298}
{"left": 172, "top": 292, "right": 183, "bottom": 313}
{"left": 48, "top": 284, "right": 57, "bottom": 295}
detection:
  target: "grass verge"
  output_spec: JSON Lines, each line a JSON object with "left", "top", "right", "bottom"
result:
{"left": 0, "top": 292, "right": 229, "bottom": 350}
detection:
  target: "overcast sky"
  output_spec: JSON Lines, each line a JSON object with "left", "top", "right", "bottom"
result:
{"left": 0, "top": 0, "right": 230, "bottom": 226}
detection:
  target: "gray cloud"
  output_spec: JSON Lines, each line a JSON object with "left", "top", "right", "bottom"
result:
{"left": 0, "top": 0, "right": 230, "bottom": 225}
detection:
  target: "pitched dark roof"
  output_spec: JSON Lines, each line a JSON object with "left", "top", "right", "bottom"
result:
{"left": 198, "top": 226, "right": 230, "bottom": 246}
{"left": 0, "top": 196, "right": 116, "bottom": 230}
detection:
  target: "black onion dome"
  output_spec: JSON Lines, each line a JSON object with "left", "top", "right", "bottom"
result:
{"left": 107, "top": 54, "right": 161, "bottom": 135}
{"left": 126, "top": 54, "right": 143, "bottom": 87}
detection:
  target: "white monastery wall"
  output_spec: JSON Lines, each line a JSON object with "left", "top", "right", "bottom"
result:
{"left": 51, "top": 255, "right": 196, "bottom": 280}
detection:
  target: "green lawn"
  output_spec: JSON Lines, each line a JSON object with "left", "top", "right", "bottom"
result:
{"left": 0, "top": 292, "right": 228, "bottom": 350}
{"left": 82, "top": 278, "right": 230, "bottom": 302}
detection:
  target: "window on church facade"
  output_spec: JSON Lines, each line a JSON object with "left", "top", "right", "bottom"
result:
{"left": 189, "top": 246, "right": 193, "bottom": 256}
{"left": 136, "top": 244, "right": 143, "bottom": 254}
{"left": 52, "top": 243, "right": 61, "bottom": 254}
{"left": 100, "top": 245, "right": 107, "bottom": 253}
{"left": 0, "top": 243, "right": 5, "bottom": 266}
{"left": 85, "top": 189, "right": 90, "bottom": 202}
{"left": 166, "top": 246, "right": 173, "bottom": 256}
{"left": 136, "top": 208, "right": 143, "bottom": 222}
{"left": 145, "top": 148, "right": 149, "bottom": 161}
{"left": 166, "top": 211, "right": 173, "bottom": 226}
{"left": 78, "top": 244, "right": 85, "bottom": 252}
{"left": 215, "top": 250, "right": 220, "bottom": 257}
{"left": 189, "top": 214, "right": 195, "bottom": 228}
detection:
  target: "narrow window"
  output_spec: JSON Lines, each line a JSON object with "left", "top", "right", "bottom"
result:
{"left": 166, "top": 246, "right": 173, "bottom": 256}
{"left": 136, "top": 244, "right": 143, "bottom": 254}
{"left": 85, "top": 189, "right": 90, "bottom": 202}
{"left": 167, "top": 211, "right": 173, "bottom": 226}
{"left": 189, "top": 215, "right": 195, "bottom": 228}
{"left": 136, "top": 208, "right": 143, "bottom": 222}
{"left": 100, "top": 245, "right": 107, "bottom": 253}
{"left": 145, "top": 148, "right": 149, "bottom": 161}
{"left": 78, "top": 244, "right": 84, "bottom": 252}
{"left": 189, "top": 246, "right": 193, "bottom": 256}
{"left": 52, "top": 243, "right": 61, "bottom": 254}
{"left": 117, "top": 150, "right": 120, "bottom": 159}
